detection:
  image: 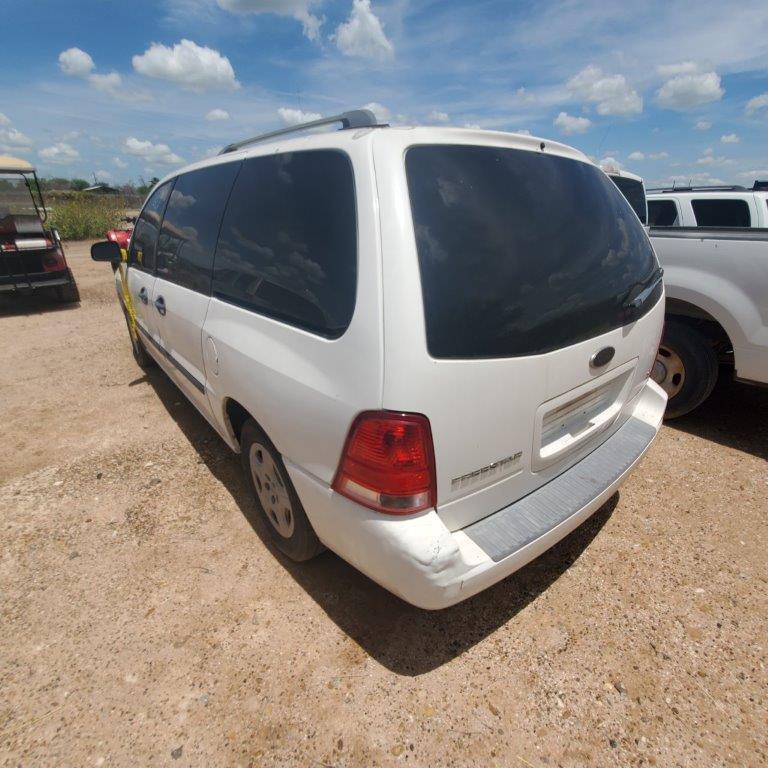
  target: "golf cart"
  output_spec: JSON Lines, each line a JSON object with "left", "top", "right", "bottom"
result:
{"left": 0, "top": 155, "right": 79, "bottom": 301}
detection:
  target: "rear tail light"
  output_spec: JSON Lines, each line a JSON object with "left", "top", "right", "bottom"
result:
{"left": 43, "top": 244, "right": 68, "bottom": 272}
{"left": 332, "top": 411, "right": 437, "bottom": 515}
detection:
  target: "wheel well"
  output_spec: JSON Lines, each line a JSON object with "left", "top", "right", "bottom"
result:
{"left": 224, "top": 398, "right": 251, "bottom": 445}
{"left": 665, "top": 299, "right": 733, "bottom": 357}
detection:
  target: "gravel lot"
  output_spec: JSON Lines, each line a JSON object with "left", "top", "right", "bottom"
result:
{"left": 1, "top": 242, "right": 766, "bottom": 767}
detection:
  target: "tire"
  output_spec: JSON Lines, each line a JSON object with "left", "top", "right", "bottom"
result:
{"left": 121, "top": 303, "right": 155, "bottom": 369}
{"left": 655, "top": 321, "right": 718, "bottom": 419}
{"left": 55, "top": 272, "right": 80, "bottom": 303}
{"left": 240, "top": 419, "right": 323, "bottom": 562}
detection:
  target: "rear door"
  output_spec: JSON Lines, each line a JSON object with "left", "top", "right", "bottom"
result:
{"left": 126, "top": 181, "right": 173, "bottom": 356}
{"left": 376, "top": 136, "right": 664, "bottom": 531}
{"left": 152, "top": 162, "right": 241, "bottom": 417}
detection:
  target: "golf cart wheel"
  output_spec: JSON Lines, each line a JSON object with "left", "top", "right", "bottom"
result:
{"left": 653, "top": 320, "right": 718, "bottom": 419}
{"left": 240, "top": 419, "right": 323, "bottom": 562}
{"left": 55, "top": 272, "right": 80, "bottom": 303}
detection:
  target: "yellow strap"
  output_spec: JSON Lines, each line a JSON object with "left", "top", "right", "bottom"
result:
{"left": 117, "top": 249, "right": 138, "bottom": 341}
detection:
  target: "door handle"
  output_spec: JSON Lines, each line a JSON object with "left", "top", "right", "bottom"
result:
{"left": 138, "top": 286, "right": 149, "bottom": 304}
{"left": 154, "top": 296, "right": 166, "bottom": 316}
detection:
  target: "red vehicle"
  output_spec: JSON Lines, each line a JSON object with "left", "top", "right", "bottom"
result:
{"left": 106, "top": 216, "right": 134, "bottom": 255}
{"left": 0, "top": 155, "right": 79, "bottom": 301}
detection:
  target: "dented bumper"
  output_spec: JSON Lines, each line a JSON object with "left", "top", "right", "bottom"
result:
{"left": 286, "top": 379, "right": 666, "bottom": 610}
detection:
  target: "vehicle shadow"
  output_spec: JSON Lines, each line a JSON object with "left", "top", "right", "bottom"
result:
{"left": 139, "top": 366, "right": 619, "bottom": 676}
{"left": 666, "top": 370, "right": 768, "bottom": 460}
{"left": 0, "top": 293, "right": 80, "bottom": 317}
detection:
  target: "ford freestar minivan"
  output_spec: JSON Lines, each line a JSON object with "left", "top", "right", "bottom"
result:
{"left": 93, "top": 110, "right": 667, "bottom": 609}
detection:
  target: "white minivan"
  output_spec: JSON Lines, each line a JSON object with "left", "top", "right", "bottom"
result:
{"left": 93, "top": 111, "right": 667, "bottom": 609}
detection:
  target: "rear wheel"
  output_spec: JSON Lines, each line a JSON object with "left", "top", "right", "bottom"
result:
{"left": 55, "top": 272, "right": 80, "bottom": 303}
{"left": 653, "top": 321, "right": 718, "bottom": 419}
{"left": 240, "top": 419, "right": 323, "bottom": 562}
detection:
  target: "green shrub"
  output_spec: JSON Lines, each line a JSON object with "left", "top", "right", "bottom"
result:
{"left": 48, "top": 194, "right": 125, "bottom": 240}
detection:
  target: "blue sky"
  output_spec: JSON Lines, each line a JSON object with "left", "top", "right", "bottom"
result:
{"left": 1, "top": 0, "right": 767, "bottom": 187}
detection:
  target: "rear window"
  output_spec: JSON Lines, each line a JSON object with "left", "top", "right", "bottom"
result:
{"left": 691, "top": 198, "right": 751, "bottom": 227}
{"left": 648, "top": 199, "right": 679, "bottom": 226}
{"left": 406, "top": 145, "right": 659, "bottom": 359}
{"left": 212, "top": 150, "right": 356, "bottom": 338}
{"left": 609, "top": 175, "right": 647, "bottom": 224}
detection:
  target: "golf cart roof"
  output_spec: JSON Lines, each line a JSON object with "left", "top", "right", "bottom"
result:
{"left": 0, "top": 155, "right": 35, "bottom": 174}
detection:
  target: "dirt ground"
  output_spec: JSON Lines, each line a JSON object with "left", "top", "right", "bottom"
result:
{"left": 1, "top": 242, "right": 766, "bottom": 768}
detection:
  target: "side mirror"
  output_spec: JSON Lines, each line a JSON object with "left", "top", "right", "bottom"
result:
{"left": 91, "top": 240, "right": 122, "bottom": 264}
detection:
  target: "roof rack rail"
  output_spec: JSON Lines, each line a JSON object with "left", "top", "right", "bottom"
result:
{"left": 219, "top": 109, "right": 385, "bottom": 155}
{"left": 753, "top": 180, "right": 768, "bottom": 191}
{"left": 647, "top": 184, "right": 748, "bottom": 193}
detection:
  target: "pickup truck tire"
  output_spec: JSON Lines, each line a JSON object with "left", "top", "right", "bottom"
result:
{"left": 657, "top": 321, "right": 718, "bottom": 419}
{"left": 240, "top": 419, "right": 324, "bottom": 562}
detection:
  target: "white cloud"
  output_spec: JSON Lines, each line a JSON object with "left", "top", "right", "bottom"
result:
{"left": 599, "top": 156, "right": 622, "bottom": 171}
{"left": 656, "top": 62, "right": 698, "bottom": 78}
{"left": 124, "top": 137, "right": 183, "bottom": 165}
{"left": 206, "top": 108, "right": 230, "bottom": 121}
{"left": 656, "top": 69, "right": 724, "bottom": 109}
{"left": 333, "top": 0, "right": 393, "bottom": 61}
{"left": 132, "top": 40, "right": 239, "bottom": 91}
{"left": 745, "top": 93, "right": 768, "bottom": 116}
{"left": 277, "top": 107, "right": 322, "bottom": 125}
{"left": 58, "top": 47, "right": 95, "bottom": 77}
{"left": 566, "top": 65, "right": 642, "bottom": 116}
{"left": 630, "top": 150, "right": 669, "bottom": 161}
{"left": 696, "top": 152, "right": 732, "bottom": 167}
{"left": 363, "top": 102, "right": 390, "bottom": 122}
{"left": 0, "top": 113, "right": 10, "bottom": 126}
{"left": 216, "top": 0, "right": 322, "bottom": 41}
{"left": 39, "top": 142, "right": 80, "bottom": 164}
{"left": 113, "top": 157, "right": 128, "bottom": 169}
{"left": 516, "top": 129, "right": 531, "bottom": 135}
{"left": 553, "top": 111, "right": 591, "bottom": 135}
{"left": 88, "top": 72, "right": 122, "bottom": 93}
{"left": 720, "top": 133, "right": 739, "bottom": 144}
{"left": 0, "top": 127, "right": 33, "bottom": 149}
{"left": 737, "top": 169, "right": 768, "bottom": 179}
{"left": 427, "top": 110, "right": 449, "bottom": 123}
{"left": 695, "top": 120, "right": 712, "bottom": 130}
{"left": 95, "top": 170, "right": 113, "bottom": 182}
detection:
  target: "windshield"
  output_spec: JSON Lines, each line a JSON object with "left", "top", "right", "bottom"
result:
{"left": 609, "top": 175, "right": 648, "bottom": 224}
{"left": 406, "top": 145, "right": 660, "bottom": 359}
{"left": 0, "top": 174, "right": 42, "bottom": 220}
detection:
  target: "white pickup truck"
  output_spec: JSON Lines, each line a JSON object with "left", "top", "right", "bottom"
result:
{"left": 609, "top": 176, "right": 768, "bottom": 417}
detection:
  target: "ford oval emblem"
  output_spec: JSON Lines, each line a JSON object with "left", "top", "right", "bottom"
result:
{"left": 590, "top": 346, "right": 615, "bottom": 368}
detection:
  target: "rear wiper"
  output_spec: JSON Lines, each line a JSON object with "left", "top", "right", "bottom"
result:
{"left": 622, "top": 267, "right": 664, "bottom": 309}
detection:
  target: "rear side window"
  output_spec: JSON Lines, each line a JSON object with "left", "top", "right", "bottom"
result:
{"left": 691, "top": 198, "right": 751, "bottom": 227}
{"left": 648, "top": 199, "right": 679, "bottom": 226}
{"left": 129, "top": 181, "right": 172, "bottom": 271}
{"left": 406, "top": 145, "right": 659, "bottom": 359}
{"left": 610, "top": 175, "right": 647, "bottom": 224}
{"left": 212, "top": 150, "right": 357, "bottom": 338}
{"left": 156, "top": 162, "right": 240, "bottom": 294}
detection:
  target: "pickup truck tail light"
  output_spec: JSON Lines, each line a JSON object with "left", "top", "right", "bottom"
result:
{"left": 332, "top": 411, "right": 436, "bottom": 515}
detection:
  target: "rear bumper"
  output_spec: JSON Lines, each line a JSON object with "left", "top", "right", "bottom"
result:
{"left": 286, "top": 379, "right": 667, "bottom": 610}
{"left": 0, "top": 271, "right": 71, "bottom": 292}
